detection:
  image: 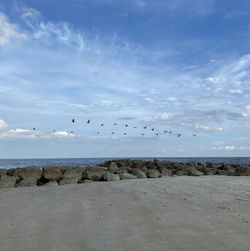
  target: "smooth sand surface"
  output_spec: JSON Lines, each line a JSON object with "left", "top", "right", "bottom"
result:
{"left": 0, "top": 176, "right": 250, "bottom": 251}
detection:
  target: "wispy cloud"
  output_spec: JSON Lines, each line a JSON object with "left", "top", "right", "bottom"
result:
{"left": 0, "top": 12, "right": 27, "bottom": 46}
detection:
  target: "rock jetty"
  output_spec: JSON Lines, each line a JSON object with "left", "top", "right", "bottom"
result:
{"left": 0, "top": 159, "right": 250, "bottom": 188}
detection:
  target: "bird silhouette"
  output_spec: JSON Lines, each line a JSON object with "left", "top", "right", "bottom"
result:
{"left": 141, "top": 133, "right": 145, "bottom": 136}
{"left": 177, "top": 134, "right": 181, "bottom": 137}
{"left": 133, "top": 126, "right": 137, "bottom": 129}
{"left": 125, "top": 124, "right": 128, "bottom": 127}
{"left": 168, "top": 131, "right": 172, "bottom": 134}
{"left": 111, "top": 132, "right": 115, "bottom": 135}
{"left": 101, "top": 123, "right": 104, "bottom": 126}
{"left": 97, "top": 132, "right": 100, "bottom": 134}
{"left": 143, "top": 126, "right": 147, "bottom": 129}
{"left": 33, "top": 128, "right": 36, "bottom": 131}
{"left": 70, "top": 131, "right": 74, "bottom": 134}
{"left": 87, "top": 120, "right": 90, "bottom": 124}
{"left": 156, "top": 133, "right": 159, "bottom": 136}
{"left": 193, "top": 134, "right": 197, "bottom": 137}
{"left": 151, "top": 128, "right": 154, "bottom": 131}
{"left": 72, "top": 119, "right": 75, "bottom": 123}
{"left": 164, "top": 130, "right": 168, "bottom": 134}
{"left": 123, "top": 133, "right": 127, "bottom": 135}
{"left": 114, "top": 123, "right": 117, "bottom": 126}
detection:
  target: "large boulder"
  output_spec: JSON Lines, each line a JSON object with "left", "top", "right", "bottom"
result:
{"left": 82, "top": 166, "right": 106, "bottom": 181}
{"left": 108, "top": 162, "right": 119, "bottom": 173}
{"left": 59, "top": 168, "right": 84, "bottom": 185}
{"left": 119, "top": 173, "right": 137, "bottom": 180}
{"left": 130, "top": 168, "right": 147, "bottom": 179}
{"left": 0, "top": 174, "right": 16, "bottom": 188}
{"left": 103, "top": 172, "right": 120, "bottom": 181}
{"left": 15, "top": 168, "right": 42, "bottom": 187}
{"left": 204, "top": 167, "right": 218, "bottom": 175}
{"left": 43, "top": 167, "right": 63, "bottom": 181}
{"left": 187, "top": 167, "right": 204, "bottom": 176}
{"left": 147, "top": 169, "right": 161, "bottom": 178}
{"left": 237, "top": 166, "right": 250, "bottom": 176}
{"left": 160, "top": 168, "right": 172, "bottom": 177}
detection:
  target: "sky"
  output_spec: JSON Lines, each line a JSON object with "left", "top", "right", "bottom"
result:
{"left": 0, "top": 0, "right": 250, "bottom": 158}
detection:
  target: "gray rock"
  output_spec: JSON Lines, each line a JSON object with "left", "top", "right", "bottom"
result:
{"left": 103, "top": 172, "right": 120, "bottom": 181}
{"left": 160, "top": 168, "right": 172, "bottom": 177}
{"left": 108, "top": 162, "right": 119, "bottom": 172}
{"left": 43, "top": 167, "right": 63, "bottom": 181}
{"left": 82, "top": 167, "right": 106, "bottom": 181}
{"left": 0, "top": 175, "right": 16, "bottom": 188}
{"left": 189, "top": 169, "right": 204, "bottom": 176}
{"left": 147, "top": 169, "right": 161, "bottom": 178}
{"left": 43, "top": 181, "right": 58, "bottom": 186}
{"left": 59, "top": 178, "right": 79, "bottom": 185}
{"left": 130, "top": 168, "right": 147, "bottom": 179}
{"left": 204, "top": 168, "right": 218, "bottom": 175}
{"left": 15, "top": 168, "right": 42, "bottom": 187}
{"left": 119, "top": 173, "right": 137, "bottom": 180}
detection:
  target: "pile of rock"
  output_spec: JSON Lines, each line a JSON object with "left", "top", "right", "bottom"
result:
{"left": 0, "top": 160, "right": 249, "bottom": 188}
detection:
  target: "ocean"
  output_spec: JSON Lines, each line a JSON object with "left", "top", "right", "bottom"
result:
{"left": 0, "top": 157, "right": 250, "bottom": 169}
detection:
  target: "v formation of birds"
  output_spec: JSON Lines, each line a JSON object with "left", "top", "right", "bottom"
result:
{"left": 66, "top": 119, "right": 197, "bottom": 138}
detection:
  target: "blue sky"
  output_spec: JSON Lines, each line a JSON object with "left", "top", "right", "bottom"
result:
{"left": 0, "top": 0, "right": 250, "bottom": 158}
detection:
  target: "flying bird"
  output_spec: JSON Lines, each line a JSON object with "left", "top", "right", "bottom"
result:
{"left": 143, "top": 126, "right": 147, "bottom": 129}
{"left": 141, "top": 133, "right": 145, "bottom": 136}
{"left": 114, "top": 123, "right": 117, "bottom": 126}
{"left": 133, "top": 126, "right": 137, "bottom": 129}
{"left": 111, "top": 132, "right": 115, "bottom": 135}
{"left": 177, "top": 134, "right": 181, "bottom": 137}
{"left": 101, "top": 123, "right": 104, "bottom": 126}
{"left": 164, "top": 130, "right": 168, "bottom": 134}
{"left": 151, "top": 128, "right": 154, "bottom": 131}
{"left": 123, "top": 133, "right": 127, "bottom": 135}
{"left": 97, "top": 132, "right": 100, "bottom": 134}
{"left": 193, "top": 134, "right": 197, "bottom": 137}
{"left": 87, "top": 120, "right": 90, "bottom": 124}
{"left": 168, "top": 131, "right": 172, "bottom": 134}
{"left": 33, "top": 128, "right": 36, "bottom": 131}
{"left": 72, "top": 119, "right": 75, "bottom": 123}
{"left": 156, "top": 133, "right": 159, "bottom": 136}
{"left": 125, "top": 124, "right": 128, "bottom": 127}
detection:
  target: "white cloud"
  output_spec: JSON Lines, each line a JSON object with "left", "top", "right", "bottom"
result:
{"left": 0, "top": 119, "right": 8, "bottom": 130}
{"left": 0, "top": 12, "right": 27, "bottom": 46}
{"left": 195, "top": 123, "right": 223, "bottom": 132}
{"left": 213, "top": 145, "right": 250, "bottom": 151}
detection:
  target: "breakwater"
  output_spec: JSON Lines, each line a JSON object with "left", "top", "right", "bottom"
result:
{"left": 0, "top": 159, "right": 250, "bottom": 188}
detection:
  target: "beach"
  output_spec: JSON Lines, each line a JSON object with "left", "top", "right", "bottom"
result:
{"left": 0, "top": 176, "right": 250, "bottom": 251}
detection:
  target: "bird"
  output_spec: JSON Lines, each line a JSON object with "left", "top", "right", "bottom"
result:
{"left": 53, "top": 130, "right": 56, "bottom": 132}
{"left": 133, "top": 126, "right": 137, "bottom": 129}
{"left": 164, "top": 130, "right": 168, "bottom": 134}
{"left": 141, "top": 133, "right": 145, "bottom": 136}
{"left": 151, "top": 128, "right": 154, "bottom": 131}
{"left": 114, "top": 123, "right": 117, "bottom": 126}
{"left": 101, "top": 123, "right": 104, "bottom": 126}
{"left": 168, "top": 131, "right": 172, "bottom": 134}
{"left": 193, "top": 134, "right": 197, "bottom": 137}
{"left": 123, "top": 133, "right": 127, "bottom": 135}
{"left": 97, "top": 132, "right": 100, "bottom": 134}
{"left": 125, "top": 124, "right": 128, "bottom": 127}
{"left": 87, "top": 120, "right": 90, "bottom": 124}
{"left": 33, "top": 128, "right": 36, "bottom": 131}
{"left": 156, "top": 133, "right": 159, "bottom": 136}
{"left": 70, "top": 131, "right": 74, "bottom": 134}
{"left": 72, "top": 118, "right": 75, "bottom": 123}
{"left": 111, "top": 132, "right": 115, "bottom": 135}
{"left": 143, "top": 126, "right": 147, "bottom": 129}
{"left": 177, "top": 134, "right": 181, "bottom": 137}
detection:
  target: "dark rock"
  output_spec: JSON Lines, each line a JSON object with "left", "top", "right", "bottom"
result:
{"left": 15, "top": 168, "right": 42, "bottom": 187}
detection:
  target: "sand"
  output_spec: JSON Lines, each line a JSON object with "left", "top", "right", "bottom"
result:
{"left": 0, "top": 176, "right": 250, "bottom": 251}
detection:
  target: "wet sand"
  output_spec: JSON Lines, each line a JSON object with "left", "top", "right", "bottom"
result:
{"left": 0, "top": 176, "right": 250, "bottom": 251}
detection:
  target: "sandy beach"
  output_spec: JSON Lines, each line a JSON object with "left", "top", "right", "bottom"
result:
{"left": 0, "top": 176, "right": 250, "bottom": 251}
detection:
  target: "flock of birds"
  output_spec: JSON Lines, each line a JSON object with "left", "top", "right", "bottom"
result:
{"left": 62, "top": 118, "right": 198, "bottom": 138}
